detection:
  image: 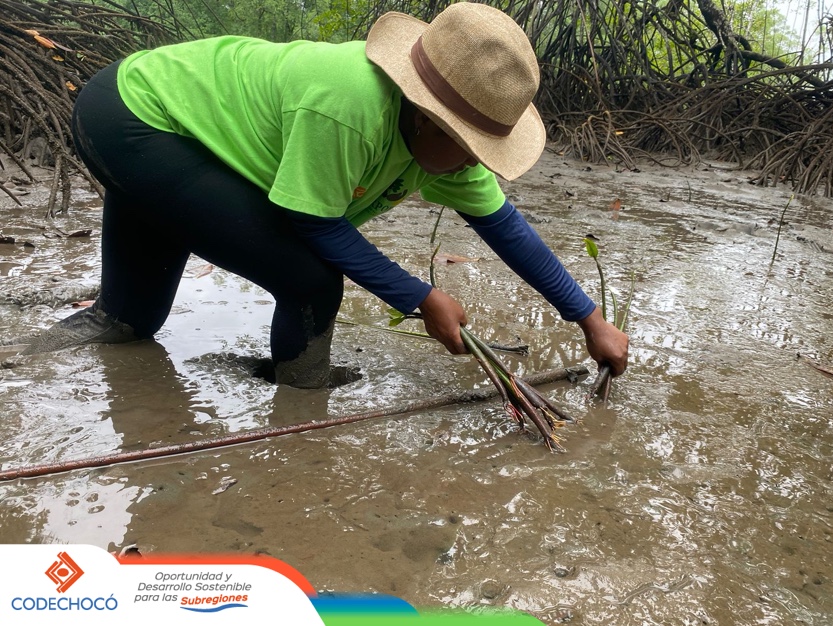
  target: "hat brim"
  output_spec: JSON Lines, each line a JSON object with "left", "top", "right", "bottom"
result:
{"left": 366, "top": 11, "right": 546, "bottom": 181}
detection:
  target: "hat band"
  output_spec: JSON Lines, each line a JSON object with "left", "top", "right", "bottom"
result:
{"left": 410, "top": 37, "right": 514, "bottom": 138}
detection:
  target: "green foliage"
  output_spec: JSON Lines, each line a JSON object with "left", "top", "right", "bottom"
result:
{"left": 86, "top": 0, "right": 833, "bottom": 196}
{"left": 727, "top": 0, "right": 800, "bottom": 59}
{"left": 632, "top": 0, "right": 800, "bottom": 78}
{"left": 114, "top": 0, "right": 376, "bottom": 42}
{"left": 107, "top": 0, "right": 814, "bottom": 79}
{"left": 313, "top": 0, "right": 370, "bottom": 42}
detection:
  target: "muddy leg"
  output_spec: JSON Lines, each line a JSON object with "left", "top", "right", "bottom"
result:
{"left": 272, "top": 309, "right": 361, "bottom": 389}
{"left": 273, "top": 311, "right": 334, "bottom": 389}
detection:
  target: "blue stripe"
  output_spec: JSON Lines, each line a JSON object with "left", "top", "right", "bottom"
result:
{"left": 180, "top": 603, "right": 248, "bottom": 612}
{"left": 311, "top": 593, "right": 418, "bottom": 614}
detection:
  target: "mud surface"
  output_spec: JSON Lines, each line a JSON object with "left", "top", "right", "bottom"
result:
{"left": 1, "top": 150, "right": 832, "bottom": 624}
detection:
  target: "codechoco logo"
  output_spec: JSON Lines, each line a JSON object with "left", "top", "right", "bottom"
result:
{"left": 45, "top": 552, "right": 85, "bottom": 593}
{"left": 10, "top": 549, "right": 118, "bottom": 614}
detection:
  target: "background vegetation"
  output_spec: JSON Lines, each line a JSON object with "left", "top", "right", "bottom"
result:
{"left": 1, "top": 0, "right": 832, "bottom": 216}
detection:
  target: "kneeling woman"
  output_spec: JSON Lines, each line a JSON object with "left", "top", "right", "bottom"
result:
{"left": 19, "top": 2, "right": 628, "bottom": 387}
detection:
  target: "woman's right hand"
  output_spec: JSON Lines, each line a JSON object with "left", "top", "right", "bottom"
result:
{"left": 418, "top": 287, "right": 468, "bottom": 355}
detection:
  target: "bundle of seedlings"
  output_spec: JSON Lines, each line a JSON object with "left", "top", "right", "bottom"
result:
{"left": 459, "top": 325, "right": 576, "bottom": 452}
{"left": 389, "top": 305, "right": 579, "bottom": 452}
{"left": 396, "top": 206, "right": 580, "bottom": 451}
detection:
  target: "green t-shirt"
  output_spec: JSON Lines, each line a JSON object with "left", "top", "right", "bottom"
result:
{"left": 116, "top": 36, "right": 505, "bottom": 227}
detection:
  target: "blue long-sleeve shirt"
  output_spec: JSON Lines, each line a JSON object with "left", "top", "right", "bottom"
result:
{"left": 287, "top": 200, "right": 596, "bottom": 321}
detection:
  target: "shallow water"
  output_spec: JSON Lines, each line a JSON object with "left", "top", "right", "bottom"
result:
{"left": 1, "top": 153, "right": 832, "bottom": 625}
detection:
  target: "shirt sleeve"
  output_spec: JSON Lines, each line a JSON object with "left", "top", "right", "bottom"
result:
{"left": 269, "top": 108, "right": 373, "bottom": 217}
{"left": 458, "top": 201, "right": 597, "bottom": 321}
{"left": 286, "top": 209, "right": 432, "bottom": 314}
{"left": 420, "top": 164, "right": 505, "bottom": 217}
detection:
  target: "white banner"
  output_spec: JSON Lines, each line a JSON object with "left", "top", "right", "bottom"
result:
{"left": 0, "top": 544, "right": 324, "bottom": 625}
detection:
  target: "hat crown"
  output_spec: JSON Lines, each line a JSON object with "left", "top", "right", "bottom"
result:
{"left": 419, "top": 3, "right": 539, "bottom": 127}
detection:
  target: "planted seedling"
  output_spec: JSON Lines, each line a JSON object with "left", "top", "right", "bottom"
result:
{"left": 583, "top": 234, "right": 634, "bottom": 402}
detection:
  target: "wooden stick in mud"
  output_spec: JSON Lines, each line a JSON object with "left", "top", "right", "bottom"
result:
{"left": 586, "top": 364, "right": 611, "bottom": 401}
{"left": 0, "top": 365, "right": 589, "bottom": 482}
{"left": 797, "top": 353, "right": 833, "bottom": 379}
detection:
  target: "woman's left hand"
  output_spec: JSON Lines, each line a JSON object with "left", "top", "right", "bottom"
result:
{"left": 576, "top": 306, "right": 629, "bottom": 376}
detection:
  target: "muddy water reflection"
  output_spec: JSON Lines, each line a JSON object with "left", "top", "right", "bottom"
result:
{"left": 1, "top": 157, "right": 832, "bottom": 624}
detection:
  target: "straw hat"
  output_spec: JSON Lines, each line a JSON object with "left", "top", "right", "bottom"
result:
{"left": 365, "top": 2, "right": 545, "bottom": 181}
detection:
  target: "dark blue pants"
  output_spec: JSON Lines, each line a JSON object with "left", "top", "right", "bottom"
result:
{"left": 71, "top": 61, "right": 343, "bottom": 363}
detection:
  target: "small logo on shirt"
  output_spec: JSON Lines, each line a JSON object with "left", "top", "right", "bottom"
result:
{"left": 383, "top": 179, "right": 409, "bottom": 204}
{"left": 352, "top": 187, "right": 366, "bottom": 199}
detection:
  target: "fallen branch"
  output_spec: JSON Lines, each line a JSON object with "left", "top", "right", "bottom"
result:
{"left": 768, "top": 194, "right": 794, "bottom": 271}
{"left": 797, "top": 353, "right": 833, "bottom": 379}
{"left": 0, "top": 364, "right": 588, "bottom": 481}
{"left": 587, "top": 364, "right": 611, "bottom": 399}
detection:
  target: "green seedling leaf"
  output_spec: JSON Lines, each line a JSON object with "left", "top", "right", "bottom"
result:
{"left": 388, "top": 308, "right": 407, "bottom": 328}
{"left": 583, "top": 236, "right": 599, "bottom": 259}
